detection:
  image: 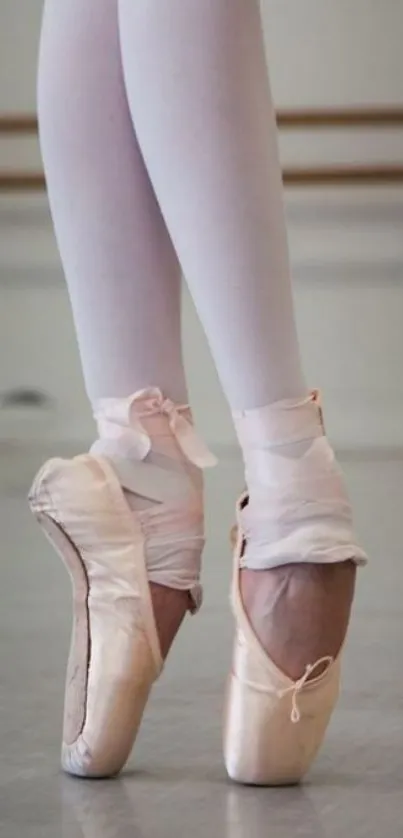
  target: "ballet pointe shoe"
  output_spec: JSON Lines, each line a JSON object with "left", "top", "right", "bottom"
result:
{"left": 29, "top": 454, "right": 164, "bottom": 778}
{"left": 225, "top": 391, "right": 366, "bottom": 785}
{"left": 224, "top": 498, "right": 341, "bottom": 786}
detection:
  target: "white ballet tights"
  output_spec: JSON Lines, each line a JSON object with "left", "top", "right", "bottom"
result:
{"left": 38, "top": 0, "right": 365, "bottom": 584}
{"left": 37, "top": 0, "right": 188, "bottom": 405}
{"left": 38, "top": 0, "right": 305, "bottom": 411}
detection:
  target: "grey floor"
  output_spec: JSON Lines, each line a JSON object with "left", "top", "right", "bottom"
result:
{"left": 0, "top": 449, "right": 402, "bottom": 838}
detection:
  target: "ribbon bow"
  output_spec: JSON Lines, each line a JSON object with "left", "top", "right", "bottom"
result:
{"left": 93, "top": 388, "right": 217, "bottom": 469}
{"left": 279, "top": 656, "right": 334, "bottom": 724}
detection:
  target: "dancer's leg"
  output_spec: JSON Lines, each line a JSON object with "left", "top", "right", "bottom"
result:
{"left": 118, "top": 0, "right": 366, "bottom": 785}
{"left": 118, "top": 0, "right": 306, "bottom": 411}
{"left": 38, "top": 1, "right": 187, "bottom": 405}
{"left": 118, "top": 0, "right": 365, "bottom": 676}
{"left": 33, "top": 0, "right": 213, "bottom": 778}
{"left": 38, "top": 0, "right": 197, "bottom": 656}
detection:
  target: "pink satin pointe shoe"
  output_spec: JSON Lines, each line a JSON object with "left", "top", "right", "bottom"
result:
{"left": 224, "top": 500, "right": 341, "bottom": 786}
{"left": 29, "top": 453, "right": 169, "bottom": 779}
{"left": 224, "top": 392, "right": 366, "bottom": 785}
{"left": 29, "top": 389, "right": 215, "bottom": 778}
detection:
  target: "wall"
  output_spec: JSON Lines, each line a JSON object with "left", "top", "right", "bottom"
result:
{"left": 1, "top": 0, "right": 403, "bottom": 450}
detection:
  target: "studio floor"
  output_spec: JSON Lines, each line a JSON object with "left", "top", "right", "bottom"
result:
{"left": 0, "top": 449, "right": 402, "bottom": 838}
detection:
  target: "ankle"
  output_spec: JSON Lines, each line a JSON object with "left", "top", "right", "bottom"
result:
{"left": 232, "top": 393, "right": 367, "bottom": 572}
{"left": 90, "top": 388, "right": 216, "bottom": 606}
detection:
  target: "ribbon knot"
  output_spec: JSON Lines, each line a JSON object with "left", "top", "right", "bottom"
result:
{"left": 93, "top": 388, "right": 217, "bottom": 470}
{"left": 279, "top": 656, "right": 333, "bottom": 724}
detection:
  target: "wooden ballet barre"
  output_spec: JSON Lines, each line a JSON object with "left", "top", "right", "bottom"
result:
{"left": 277, "top": 108, "right": 403, "bottom": 128}
{"left": 0, "top": 115, "right": 38, "bottom": 134}
{"left": 283, "top": 165, "right": 403, "bottom": 185}
{"left": 0, "top": 172, "right": 46, "bottom": 191}
{"left": 1, "top": 166, "right": 403, "bottom": 192}
{"left": 1, "top": 108, "right": 403, "bottom": 135}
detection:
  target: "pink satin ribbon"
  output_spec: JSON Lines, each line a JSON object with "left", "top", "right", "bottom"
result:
{"left": 279, "top": 656, "right": 334, "bottom": 723}
{"left": 93, "top": 388, "right": 217, "bottom": 469}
